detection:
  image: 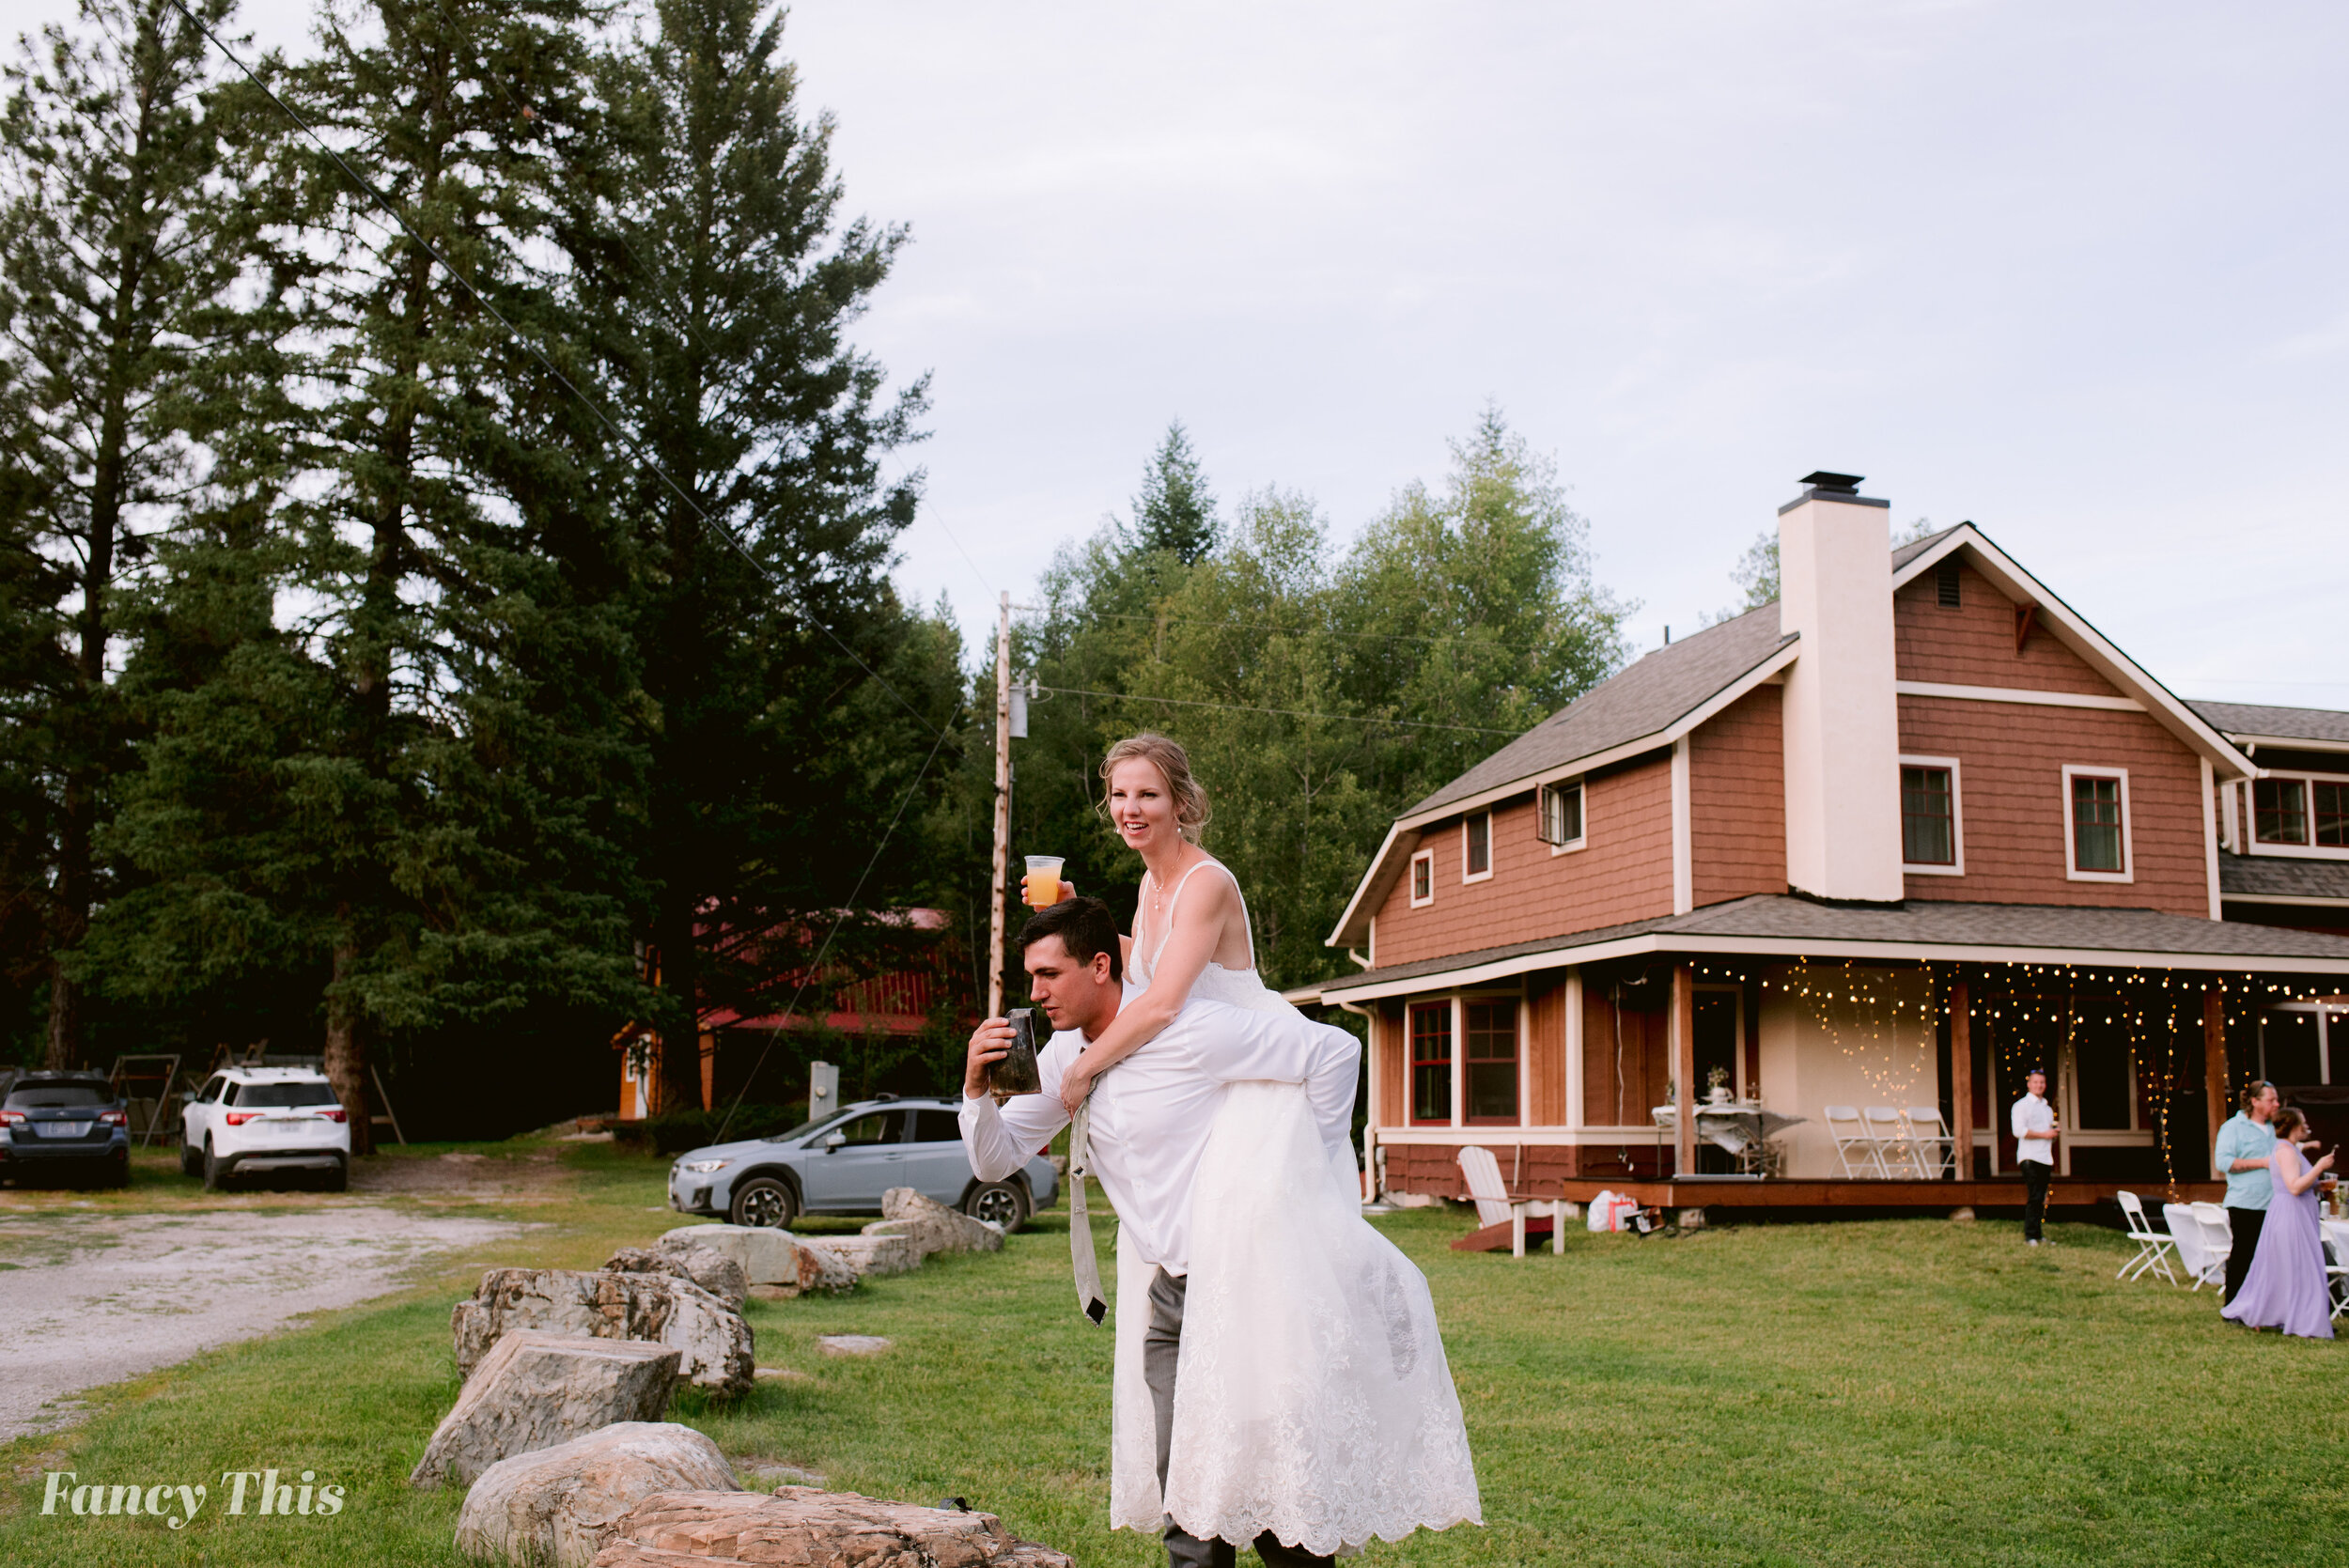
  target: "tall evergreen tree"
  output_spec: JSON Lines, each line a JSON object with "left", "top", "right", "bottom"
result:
{"left": 1128, "top": 420, "right": 1219, "bottom": 564}
{"left": 0, "top": 0, "right": 255, "bottom": 1068}
{"left": 576, "top": 0, "right": 952, "bottom": 1116}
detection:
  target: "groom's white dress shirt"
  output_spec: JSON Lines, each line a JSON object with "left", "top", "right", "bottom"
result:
{"left": 960, "top": 997, "right": 1359, "bottom": 1276}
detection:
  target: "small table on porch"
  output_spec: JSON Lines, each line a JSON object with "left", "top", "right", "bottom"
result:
{"left": 1652, "top": 1103, "right": 1807, "bottom": 1176}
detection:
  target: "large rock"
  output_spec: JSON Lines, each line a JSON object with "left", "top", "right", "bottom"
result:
{"left": 456, "top": 1422, "right": 737, "bottom": 1568}
{"left": 453, "top": 1270, "right": 754, "bottom": 1397}
{"left": 862, "top": 1187, "right": 1005, "bottom": 1258}
{"left": 659, "top": 1225, "right": 857, "bottom": 1296}
{"left": 606, "top": 1244, "right": 748, "bottom": 1312}
{"left": 590, "top": 1486, "right": 1075, "bottom": 1567}
{"left": 809, "top": 1234, "right": 924, "bottom": 1279}
{"left": 412, "top": 1333, "right": 680, "bottom": 1490}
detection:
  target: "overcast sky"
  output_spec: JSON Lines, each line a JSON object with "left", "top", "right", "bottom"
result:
{"left": 22, "top": 0, "right": 2347, "bottom": 707}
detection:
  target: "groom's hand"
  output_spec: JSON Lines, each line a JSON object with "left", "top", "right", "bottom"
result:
{"left": 964, "top": 1018, "right": 1015, "bottom": 1098}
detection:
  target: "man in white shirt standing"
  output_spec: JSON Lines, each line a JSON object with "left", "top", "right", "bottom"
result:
{"left": 959, "top": 897, "right": 1357, "bottom": 1568}
{"left": 2010, "top": 1067, "right": 2058, "bottom": 1245}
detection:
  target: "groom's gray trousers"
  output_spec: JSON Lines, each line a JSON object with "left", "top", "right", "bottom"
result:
{"left": 1147, "top": 1268, "right": 1334, "bottom": 1568}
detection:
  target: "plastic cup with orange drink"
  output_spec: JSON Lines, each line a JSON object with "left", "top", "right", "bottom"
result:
{"left": 1023, "top": 856, "right": 1065, "bottom": 906}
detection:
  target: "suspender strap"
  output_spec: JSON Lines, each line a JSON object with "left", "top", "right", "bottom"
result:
{"left": 1066, "top": 1094, "right": 1109, "bottom": 1325}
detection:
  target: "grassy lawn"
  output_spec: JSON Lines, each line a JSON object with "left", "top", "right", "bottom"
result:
{"left": 3, "top": 1140, "right": 2342, "bottom": 1566}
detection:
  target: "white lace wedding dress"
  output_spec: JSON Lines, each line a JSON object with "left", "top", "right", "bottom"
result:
{"left": 1109, "top": 861, "right": 1482, "bottom": 1556}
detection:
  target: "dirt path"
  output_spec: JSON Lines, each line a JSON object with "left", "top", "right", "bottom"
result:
{"left": 0, "top": 1206, "right": 522, "bottom": 1442}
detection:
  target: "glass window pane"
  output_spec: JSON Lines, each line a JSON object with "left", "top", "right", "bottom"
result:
{"left": 1411, "top": 857, "right": 1431, "bottom": 901}
{"left": 1902, "top": 766, "right": 1954, "bottom": 864}
{"left": 2313, "top": 782, "right": 2349, "bottom": 848}
{"left": 1463, "top": 1001, "right": 1515, "bottom": 1120}
{"left": 1466, "top": 814, "right": 1490, "bottom": 876}
{"left": 1561, "top": 784, "right": 1582, "bottom": 843}
{"left": 2072, "top": 776, "right": 2123, "bottom": 871}
{"left": 2072, "top": 1009, "right": 2133, "bottom": 1129}
{"left": 2254, "top": 779, "right": 2309, "bottom": 845}
{"left": 2263, "top": 1008, "right": 2321, "bottom": 1086}
{"left": 1410, "top": 1003, "right": 1452, "bottom": 1123}
{"left": 833, "top": 1110, "right": 906, "bottom": 1145}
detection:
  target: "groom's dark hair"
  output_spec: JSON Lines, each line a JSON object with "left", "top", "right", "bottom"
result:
{"left": 1017, "top": 895, "right": 1123, "bottom": 985}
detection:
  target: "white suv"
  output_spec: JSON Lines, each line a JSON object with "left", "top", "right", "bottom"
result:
{"left": 180, "top": 1068, "right": 351, "bottom": 1191}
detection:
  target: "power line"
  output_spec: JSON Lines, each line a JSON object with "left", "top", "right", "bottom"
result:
{"left": 1034, "top": 684, "right": 1532, "bottom": 737}
{"left": 710, "top": 709, "right": 961, "bottom": 1144}
{"left": 167, "top": 0, "right": 943, "bottom": 741}
{"left": 1088, "top": 610, "right": 1561, "bottom": 654}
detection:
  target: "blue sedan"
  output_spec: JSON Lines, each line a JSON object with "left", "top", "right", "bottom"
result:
{"left": 667, "top": 1094, "right": 1057, "bottom": 1232}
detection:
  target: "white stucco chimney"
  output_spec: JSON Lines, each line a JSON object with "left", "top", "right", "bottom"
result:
{"left": 1778, "top": 472, "right": 1904, "bottom": 904}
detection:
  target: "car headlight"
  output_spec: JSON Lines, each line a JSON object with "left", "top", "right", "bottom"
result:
{"left": 681, "top": 1158, "right": 730, "bottom": 1173}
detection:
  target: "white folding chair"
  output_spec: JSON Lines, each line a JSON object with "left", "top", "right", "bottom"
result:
{"left": 2189, "top": 1203, "right": 2233, "bottom": 1296}
{"left": 1455, "top": 1145, "right": 1563, "bottom": 1258}
{"left": 2323, "top": 1229, "right": 2349, "bottom": 1321}
{"left": 1825, "top": 1106, "right": 1882, "bottom": 1177}
{"left": 1904, "top": 1106, "right": 1955, "bottom": 1177}
{"left": 1865, "top": 1106, "right": 1920, "bottom": 1176}
{"left": 2112, "top": 1191, "right": 2178, "bottom": 1284}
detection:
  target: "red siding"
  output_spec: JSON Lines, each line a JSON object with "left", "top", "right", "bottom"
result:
{"left": 1689, "top": 684, "right": 1787, "bottom": 908}
{"left": 1895, "top": 562, "right": 2112, "bottom": 696}
{"left": 1371, "top": 753, "right": 1675, "bottom": 968}
{"left": 1898, "top": 695, "right": 2209, "bottom": 914}
{"left": 1527, "top": 975, "right": 1569, "bottom": 1126}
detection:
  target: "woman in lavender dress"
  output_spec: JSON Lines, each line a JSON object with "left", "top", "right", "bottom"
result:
{"left": 2221, "top": 1106, "right": 2337, "bottom": 1340}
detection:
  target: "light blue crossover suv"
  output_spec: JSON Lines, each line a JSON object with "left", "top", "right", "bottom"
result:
{"left": 666, "top": 1094, "right": 1057, "bottom": 1233}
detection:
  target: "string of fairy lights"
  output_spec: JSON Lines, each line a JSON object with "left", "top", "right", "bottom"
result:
{"left": 1684, "top": 958, "right": 2343, "bottom": 1190}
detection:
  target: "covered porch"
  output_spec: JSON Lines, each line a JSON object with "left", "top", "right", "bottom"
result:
{"left": 1306, "top": 893, "right": 2349, "bottom": 1218}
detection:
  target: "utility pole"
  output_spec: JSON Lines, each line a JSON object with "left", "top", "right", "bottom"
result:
{"left": 988, "top": 591, "right": 1013, "bottom": 1017}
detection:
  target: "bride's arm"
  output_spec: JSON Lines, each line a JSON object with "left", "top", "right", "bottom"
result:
{"left": 1056, "top": 873, "right": 1237, "bottom": 1114}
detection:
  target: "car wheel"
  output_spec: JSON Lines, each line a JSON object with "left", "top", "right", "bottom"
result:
{"left": 179, "top": 1142, "right": 200, "bottom": 1177}
{"left": 201, "top": 1139, "right": 227, "bottom": 1192}
{"left": 964, "top": 1180, "right": 1030, "bottom": 1233}
{"left": 320, "top": 1159, "right": 348, "bottom": 1193}
{"left": 728, "top": 1176, "right": 797, "bottom": 1229}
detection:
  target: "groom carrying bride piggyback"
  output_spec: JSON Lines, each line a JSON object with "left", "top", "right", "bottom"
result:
{"left": 959, "top": 734, "right": 1483, "bottom": 1568}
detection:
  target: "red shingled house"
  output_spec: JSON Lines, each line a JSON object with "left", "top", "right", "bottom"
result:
{"left": 1302, "top": 473, "right": 2349, "bottom": 1215}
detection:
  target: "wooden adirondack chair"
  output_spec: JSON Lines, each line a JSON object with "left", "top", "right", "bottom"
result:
{"left": 1450, "top": 1145, "right": 1563, "bottom": 1257}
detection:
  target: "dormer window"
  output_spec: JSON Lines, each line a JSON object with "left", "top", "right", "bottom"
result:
{"left": 1462, "top": 813, "right": 1492, "bottom": 881}
{"left": 2254, "top": 775, "right": 2349, "bottom": 848}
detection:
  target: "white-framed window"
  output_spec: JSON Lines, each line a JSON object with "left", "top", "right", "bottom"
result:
{"left": 2061, "top": 765, "right": 2133, "bottom": 882}
{"left": 2248, "top": 771, "right": 2349, "bottom": 859}
{"left": 1900, "top": 754, "right": 1964, "bottom": 876}
{"left": 1538, "top": 778, "right": 1586, "bottom": 854}
{"left": 1462, "top": 812, "right": 1492, "bottom": 882}
{"left": 1408, "top": 848, "right": 1435, "bottom": 907}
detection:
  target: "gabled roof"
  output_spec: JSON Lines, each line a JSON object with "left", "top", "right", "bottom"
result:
{"left": 1322, "top": 607, "right": 1799, "bottom": 947}
{"left": 1889, "top": 523, "right": 2256, "bottom": 781}
{"left": 2188, "top": 700, "right": 2349, "bottom": 754}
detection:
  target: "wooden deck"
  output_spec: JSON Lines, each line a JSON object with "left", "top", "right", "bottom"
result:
{"left": 1557, "top": 1177, "right": 2226, "bottom": 1210}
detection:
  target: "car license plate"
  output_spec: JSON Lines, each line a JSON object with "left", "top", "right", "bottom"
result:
{"left": 41, "top": 1122, "right": 93, "bottom": 1138}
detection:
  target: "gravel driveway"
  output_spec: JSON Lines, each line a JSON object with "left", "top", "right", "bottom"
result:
{"left": 0, "top": 1206, "right": 521, "bottom": 1442}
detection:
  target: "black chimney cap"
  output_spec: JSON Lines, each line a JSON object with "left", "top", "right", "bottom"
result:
{"left": 1799, "top": 471, "right": 1863, "bottom": 494}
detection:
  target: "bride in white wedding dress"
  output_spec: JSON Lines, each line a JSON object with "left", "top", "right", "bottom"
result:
{"left": 1053, "top": 735, "right": 1481, "bottom": 1560}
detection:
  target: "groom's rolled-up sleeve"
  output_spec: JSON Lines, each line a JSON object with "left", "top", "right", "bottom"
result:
{"left": 1186, "top": 1003, "right": 1361, "bottom": 1153}
{"left": 959, "top": 1052, "right": 1071, "bottom": 1183}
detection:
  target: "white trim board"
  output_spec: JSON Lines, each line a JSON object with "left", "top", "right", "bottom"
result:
{"left": 1319, "top": 929, "right": 2349, "bottom": 1003}
{"left": 1896, "top": 680, "right": 2141, "bottom": 713}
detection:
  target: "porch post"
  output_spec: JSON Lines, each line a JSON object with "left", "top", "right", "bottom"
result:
{"left": 1672, "top": 962, "right": 1695, "bottom": 1179}
{"left": 2203, "top": 988, "right": 2229, "bottom": 1157}
{"left": 1948, "top": 980, "right": 1971, "bottom": 1182}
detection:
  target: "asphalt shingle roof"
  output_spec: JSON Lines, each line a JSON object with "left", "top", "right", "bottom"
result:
{"left": 2220, "top": 856, "right": 2349, "bottom": 902}
{"left": 1407, "top": 605, "right": 1796, "bottom": 818}
{"left": 1325, "top": 893, "right": 2349, "bottom": 994}
{"left": 2186, "top": 700, "right": 2349, "bottom": 749}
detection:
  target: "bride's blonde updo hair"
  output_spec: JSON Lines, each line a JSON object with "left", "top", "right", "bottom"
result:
{"left": 1099, "top": 733, "right": 1211, "bottom": 844}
